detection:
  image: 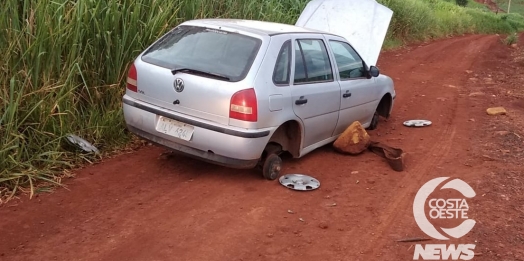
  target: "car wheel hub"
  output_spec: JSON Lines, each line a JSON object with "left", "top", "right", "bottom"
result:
{"left": 279, "top": 174, "right": 320, "bottom": 191}
{"left": 403, "top": 120, "right": 432, "bottom": 127}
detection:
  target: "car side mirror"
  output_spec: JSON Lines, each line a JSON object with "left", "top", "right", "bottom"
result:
{"left": 369, "top": 66, "right": 380, "bottom": 77}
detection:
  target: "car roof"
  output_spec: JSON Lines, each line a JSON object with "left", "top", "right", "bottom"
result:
{"left": 181, "top": 19, "right": 337, "bottom": 37}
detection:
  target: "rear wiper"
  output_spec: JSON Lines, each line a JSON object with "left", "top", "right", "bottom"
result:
{"left": 171, "top": 68, "right": 230, "bottom": 81}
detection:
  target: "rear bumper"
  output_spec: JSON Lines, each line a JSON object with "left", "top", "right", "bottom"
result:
{"left": 123, "top": 95, "right": 274, "bottom": 169}
{"left": 127, "top": 125, "right": 259, "bottom": 169}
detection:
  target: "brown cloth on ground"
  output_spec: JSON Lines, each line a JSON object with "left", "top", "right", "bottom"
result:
{"left": 368, "top": 141, "right": 406, "bottom": 172}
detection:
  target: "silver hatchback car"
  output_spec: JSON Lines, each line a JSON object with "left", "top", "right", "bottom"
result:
{"left": 123, "top": 18, "right": 396, "bottom": 180}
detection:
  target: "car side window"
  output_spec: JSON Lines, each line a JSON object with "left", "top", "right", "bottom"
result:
{"left": 273, "top": 40, "right": 291, "bottom": 85}
{"left": 329, "top": 41, "right": 365, "bottom": 79}
{"left": 294, "top": 39, "right": 333, "bottom": 84}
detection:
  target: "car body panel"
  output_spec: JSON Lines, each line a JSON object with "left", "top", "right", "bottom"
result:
{"left": 289, "top": 34, "right": 341, "bottom": 148}
{"left": 295, "top": 0, "right": 393, "bottom": 66}
{"left": 245, "top": 34, "right": 298, "bottom": 130}
{"left": 321, "top": 34, "right": 382, "bottom": 135}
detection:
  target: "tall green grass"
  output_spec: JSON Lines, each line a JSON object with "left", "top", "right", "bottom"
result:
{"left": 378, "top": 0, "right": 524, "bottom": 45}
{"left": 0, "top": 0, "right": 308, "bottom": 199}
{"left": 1, "top": 0, "right": 524, "bottom": 199}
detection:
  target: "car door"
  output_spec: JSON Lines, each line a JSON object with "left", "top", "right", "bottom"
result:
{"left": 326, "top": 37, "right": 380, "bottom": 135}
{"left": 291, "top": 36, "right": 341, "bottom": 148}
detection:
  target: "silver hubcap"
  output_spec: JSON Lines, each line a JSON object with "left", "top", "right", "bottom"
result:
{"left": 279, "top": 174, "right": 320, "bottom": 191}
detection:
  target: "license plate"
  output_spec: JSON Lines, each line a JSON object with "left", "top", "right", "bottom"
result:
{"left": 155, "top": 116, "right": 194, "bottom": 141}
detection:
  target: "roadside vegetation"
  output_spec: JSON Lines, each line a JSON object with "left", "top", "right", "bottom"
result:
{"left": 379, "top": 0, "right": 524, "bottom": 47}
{"left": 495, "top": 0, "right": 524, "bottom": 14}
{"left": 505, "top": 33, "right": 519, "bottom": 44}
{"left": 1, "top": 0, "right": 524, "bottom": 199}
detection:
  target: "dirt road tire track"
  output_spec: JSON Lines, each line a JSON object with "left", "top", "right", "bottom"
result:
{"left": 361, "top": 35, "right": 499, "bottom": 259}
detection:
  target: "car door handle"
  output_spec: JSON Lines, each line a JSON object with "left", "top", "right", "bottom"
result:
{"left": 343, "top": 92, "right": 352, "bottom": 98}
{"left": 295, "top": 97, "right": 308, "bottom": 105}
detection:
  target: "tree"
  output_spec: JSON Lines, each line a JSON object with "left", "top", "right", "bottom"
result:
{"left": 456, "top": 0, "right": 468, "bottom": 7}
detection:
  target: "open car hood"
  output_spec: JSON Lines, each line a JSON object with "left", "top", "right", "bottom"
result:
{"left": 295, "top": 0, "right": 393, "bottom": 66}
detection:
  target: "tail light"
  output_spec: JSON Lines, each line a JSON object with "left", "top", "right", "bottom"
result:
{"left": 230, "top": 88, "right": 258, "bottom": 122}
{"left": 126, "top": 63, "right": 138, "bottom": 92}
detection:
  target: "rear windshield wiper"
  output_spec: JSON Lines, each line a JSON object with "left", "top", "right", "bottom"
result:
{"left": 171, "top": 68, "right": 230, "bottom": 81}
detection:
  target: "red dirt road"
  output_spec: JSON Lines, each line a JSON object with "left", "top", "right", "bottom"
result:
{"left": 1, "top": 34, "right": 523, "bottom": 261}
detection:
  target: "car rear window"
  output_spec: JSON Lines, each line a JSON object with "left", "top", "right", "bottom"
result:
{"left": 141, "top": 25, "right": 262, "bottom": 82}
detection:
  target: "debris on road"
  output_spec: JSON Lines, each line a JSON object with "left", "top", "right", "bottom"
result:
{"left": 279, "top": 174, "right": 320, "bottom": 191}
{"left": 299, "top": 218, "right": 305, "bottom": 222}
{"left": 486, "top": 107, "right": 507, "bottom": 115}
{"left": 482, "top": 155, "right": 497, "bottom": 161}
{"left": 65, "top": 134, "right": 99, "bottom": 154}
{"left": 332, "top": 121, "right": 406, "bottom": 171}
{"left": 403, "top": 120, "right": 432, "bottom": 127}
{"left": 351, "top": 171, "right": 359, "bottom": 175}
{"left": 494, "top": 131, "right": 510, "bottom": 136}
{"left": 483, "top": 77, "right": 494, "bottom": 84}
{"left": 368, "top": 142, "right": 406, "bottom": 172}
{"left": 396, "top": 237, "right": 431, "bottom": 243}
{"left": 287, "top": 210, "right": 295, "bottom": 214}
{"left": 333, "top": 121, "right": 371, "bottom": 155}
{"left": 468, "top": 92, "right": 485, "bottom": 97}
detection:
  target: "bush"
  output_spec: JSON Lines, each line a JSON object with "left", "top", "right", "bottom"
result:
{"left": 504, "top": 33, "right": 519, "bottom": 45}
{"left": 456, "top": 0, "right": 469, "bottom": 7}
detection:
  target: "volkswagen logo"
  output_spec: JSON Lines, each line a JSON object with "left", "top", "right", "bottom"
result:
{"left": 174, "top": 78, "right": 184, "bottom": 92}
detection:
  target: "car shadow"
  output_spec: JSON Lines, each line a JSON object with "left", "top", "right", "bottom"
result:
{"left": 156, "top": 148, "right": 264, "bottom": 181}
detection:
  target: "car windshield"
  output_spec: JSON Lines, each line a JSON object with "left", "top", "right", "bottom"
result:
{"left": 141, "top": 25, "right": 261, "bottom": 82}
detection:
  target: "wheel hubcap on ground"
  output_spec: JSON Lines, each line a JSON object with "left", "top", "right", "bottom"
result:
{"left": 279, "top": 174, "right": 320, "bottom": 191}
